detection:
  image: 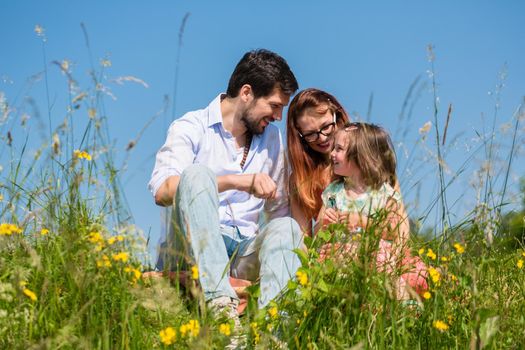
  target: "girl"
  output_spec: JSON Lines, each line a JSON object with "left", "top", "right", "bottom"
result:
{"left": 316, "top": 122, "right": 428, "bottom": 297}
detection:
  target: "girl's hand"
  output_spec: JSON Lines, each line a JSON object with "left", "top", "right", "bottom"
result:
{"left": 322, "top": 208, "right": 340, "bottom": 225}
{"left": 340, "top": 212, "right": 367, "bottom": 233}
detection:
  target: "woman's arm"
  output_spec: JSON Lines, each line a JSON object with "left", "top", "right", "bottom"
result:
{"left": 291, "top": 194, "right": 312, "bottom": 237}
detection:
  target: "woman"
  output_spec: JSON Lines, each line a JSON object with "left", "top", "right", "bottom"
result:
{"left": 286, "top": 88, "right": 350, "bottom": 235}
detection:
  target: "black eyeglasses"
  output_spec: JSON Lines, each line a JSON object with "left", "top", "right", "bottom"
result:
{"left": 299, "top": 113, "right": 337, "bottom": 143}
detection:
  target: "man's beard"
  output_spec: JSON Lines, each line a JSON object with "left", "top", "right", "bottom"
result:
{"left": 240, "top": 105, "right": 265, "bottom": 135}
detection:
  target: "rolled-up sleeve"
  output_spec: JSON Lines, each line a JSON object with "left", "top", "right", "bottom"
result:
{"left": 148, "top": 113, "right": 203, "bottom": 197}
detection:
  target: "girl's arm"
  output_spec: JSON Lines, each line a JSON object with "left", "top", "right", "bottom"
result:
{"left": 382, "top": 197, "right": 410, "bottom": 255}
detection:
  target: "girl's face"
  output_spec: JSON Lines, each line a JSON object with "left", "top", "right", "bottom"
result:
{"left": 331, "top": 131, "right": 361, "bottom": 178}
{"left": 296, "top": 107, "right": 336, "bottom": 155}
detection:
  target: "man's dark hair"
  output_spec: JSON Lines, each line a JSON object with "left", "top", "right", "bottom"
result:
{"left": 226, "top": 49, "right": 298, "bottom": 98}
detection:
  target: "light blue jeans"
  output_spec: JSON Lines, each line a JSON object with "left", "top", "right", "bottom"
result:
{"left": 161, "top": 164, "right": 302, "bottom": 308}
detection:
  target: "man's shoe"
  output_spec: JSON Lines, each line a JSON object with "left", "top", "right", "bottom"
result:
{"left": 208, "top": 296, "right": 245, "bottom": 349}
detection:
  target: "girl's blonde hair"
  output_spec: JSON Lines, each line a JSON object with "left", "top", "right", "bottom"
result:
{"left": 337, "top": 122, "right": 397, "bottom": 189}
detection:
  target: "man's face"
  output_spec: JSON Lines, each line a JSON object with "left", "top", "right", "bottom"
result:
{"left": 241, "top": 87, "right": 289, "bottom": 135}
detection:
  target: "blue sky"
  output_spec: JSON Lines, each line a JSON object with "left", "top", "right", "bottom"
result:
{"left": 2, "top": 1, "right": 524, "bottom": 264}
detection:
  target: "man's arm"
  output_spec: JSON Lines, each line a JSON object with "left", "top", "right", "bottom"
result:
{"left": 154, "top": 173, "right": 277, "bottom": 207}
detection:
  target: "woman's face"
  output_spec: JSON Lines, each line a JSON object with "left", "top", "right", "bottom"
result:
{"left": 296, "top": 108, "right": 336, "bottom": 155}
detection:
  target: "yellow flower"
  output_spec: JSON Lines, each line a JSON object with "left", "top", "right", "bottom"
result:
{"left": 0, "top": 223, "right": 23, "bottom": 235}
{"left": 428, "top": 267, "right": 441, "bottom": 285}
{"left": 124, "top": 266, "right": 142, "bottom": 283}
{"left": 440, "top": 256, "right": 449, "bottom": 262}
{"left": 268, "top": 306, "right": 278, "bottom": 319}
{"left": 296, "top": 270, "right": 308, "bottom": 286}
{"left": 23, "top": 288, "right": 37, "bottom": 302}
{"left": 433, "top": 320, "right": 449, "bottom": 332}
{"left": 40, "top": 228, "right": 49, "bottom": 235}
{"left": 159, "top": 326, "right": 176, "bottom": 345}
{"left": 88, "top": 231, "right": 103, "bottom": 244}
{"left": 517, "top": 259, "right": 524, "bottom": 269}
{"left": 453, "top": 243, "right": 465, "bottom": 254}
{"left": 426, "top": 248, "right": 437, "bottom": 260}
{"left": 522, "top": 251, "right": 525, "bottom": 258}
{"left": 250, "top": 322, "right": 260, "bottom": 344}
{"left": 423, "top": 291, "right": 432, "bottom": 300}
{"left": 219, "top": 323, "right": 231, "bottom": 336}
{"left": 112, "top": 252, "right": 129, "bottom": 263}
{"left": 449, "top": 273, "right": 458, "bottom": 282}
{"left": 96, "top": 255, "right": 111, "bottom": 268}
{"left": 418, "top": 248, "right": 425, "bottom": 256}
{"left": 180, "top": 319, "right": 199, "bottom": 338}
{"left": 73, "top": 150, "right": 92, "bottom": 161}
{"left": 191, "top": 265, "right": 199, "bottom": 280}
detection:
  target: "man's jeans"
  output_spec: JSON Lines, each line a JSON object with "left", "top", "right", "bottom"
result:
{"left": 159, "top": 164, "right": 302, "bottom": 308}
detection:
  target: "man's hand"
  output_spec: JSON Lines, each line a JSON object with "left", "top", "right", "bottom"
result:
{"left": 248, "top": 173, "right": 277, "bottom": 199}
{"left": 218, "top": 173, "right": 277, "bottom": 200}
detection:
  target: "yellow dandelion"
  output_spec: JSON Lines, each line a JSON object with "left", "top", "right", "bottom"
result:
{"left": 73, "top": 150, "right": 92, "bottom": 161}
{"left": 159, "top": 326, "right": 176, "bottom": 345}
{"left": 0, "top": 223, "right": 23, "bottom": 235}
{"left": 426, "top": 248, "right": 437, "bottom": 260}
{"left": 88, "top": 231, "right": 103, "bottom": 243}
{"left": 453, "top": 243, "right": 465, "bottom": 254}
{"left": 449, "top": 273, "right": 458, "bottom": 282}
{"left": 517, "top": 259, "right": 524, "bottom": 269}
{"left": 219, "top": 323, "right": 231, "bottom": 336}
{"left": 423, "top": 291, "right": 432, "bottom": 300}
{"left": 433, "top": 320, "right": 449, "bottom": 332}
{"left": 188, "top": 319, "right": 199, "bottom": 337}
{"left": 124, "top": 266, "right": 142, "bottom": 283}
{"left": 107, "top": 237, "right": 117, "bottom": 245}
{"left": 96, "top": 255, "right": 111, "bottom": 268}
{"left": 250, "top": 322, "right": 260, "bottom": 344}
{"left": 268, "top": 306, "right": 278, "bottom": 319}
{"left": 40, "top": 228, "right": 49, "bottom": 236}
{"left": 428, "top": 267, "right": 441, "bottom": 285}
{"left": 522, "top": 251, "right": 525, "bottom": 258}
{"left": 441, "top": 256, "right": 449, "bottom": 262}
{"left": 23, "top": 288, "right": 37, "bottom": 302}
{"left": 296, "top": 270, "right": 308, "bottom": 286}
{"left": 418, "top": 248, "right": 425, "bottom": 256}
{"left": 191, "top": 265, "right": 199, "bottom": 280}
{"left": 112, "top": 252, "right": 129, "bottom": 263}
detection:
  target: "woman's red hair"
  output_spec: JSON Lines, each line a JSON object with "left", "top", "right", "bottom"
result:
{"left": 286, "top": 88, "right": 350, "bottom": 221}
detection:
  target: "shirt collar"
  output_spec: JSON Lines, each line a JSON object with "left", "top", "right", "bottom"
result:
{"left": 207, "top": 93, "right": 225, "bottom": 127}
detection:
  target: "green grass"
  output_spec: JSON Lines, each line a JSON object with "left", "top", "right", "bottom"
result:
{"left": 1, "top": 29, "right": 525, "bottom": 349}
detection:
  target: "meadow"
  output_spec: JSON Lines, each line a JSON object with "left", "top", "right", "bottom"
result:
{"left": 1, "top": 28, "right": 524, "bottom": 349}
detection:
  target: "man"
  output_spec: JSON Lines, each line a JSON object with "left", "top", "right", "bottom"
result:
{"left": 148, "top": 49, "right": 302, "bottom": 319}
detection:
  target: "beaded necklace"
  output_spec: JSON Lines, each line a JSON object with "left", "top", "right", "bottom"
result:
{"left": 239, "top": 132, "right": 252, "bottom": 169}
